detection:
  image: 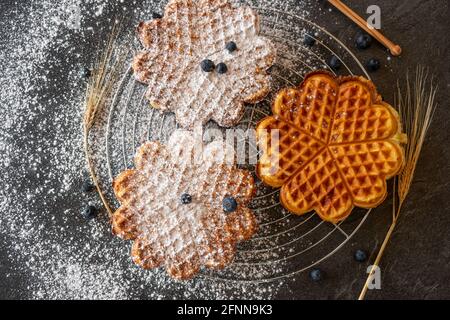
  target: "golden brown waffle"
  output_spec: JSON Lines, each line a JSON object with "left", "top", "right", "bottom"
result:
{"left": 112, "top": 130, "right": 257, "bottom": 280}
{"left": 133, "top": 0, "right": 275, "bottom": 129}
{"left": 257, "top": 71, "right": 405, "bottom": 223}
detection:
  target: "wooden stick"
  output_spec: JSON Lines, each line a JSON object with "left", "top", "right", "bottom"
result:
{"left": 328, "top": 0, "right": 402, "bottom": 56}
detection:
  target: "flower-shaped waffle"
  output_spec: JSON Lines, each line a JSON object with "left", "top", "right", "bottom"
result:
{"left": 112, "top": 130, "right": 257, "bottom": 280}
{"left": 132, "top": 0, "right": 275, "bottom": 129}
{"left": 256, "top": 71, "right": 406, "bottom": 223}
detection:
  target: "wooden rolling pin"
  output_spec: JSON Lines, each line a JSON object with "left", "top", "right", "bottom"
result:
{"left": 327, "top": 0, "right": 402, "bottom": 56}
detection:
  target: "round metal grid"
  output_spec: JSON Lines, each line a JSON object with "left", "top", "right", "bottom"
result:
{"left": 97, "top": 5, "right": 373, "bottom": 283}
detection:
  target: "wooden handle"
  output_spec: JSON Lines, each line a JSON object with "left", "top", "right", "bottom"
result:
{"left": 328, "top": 0, "right": 402, "bottom": 56}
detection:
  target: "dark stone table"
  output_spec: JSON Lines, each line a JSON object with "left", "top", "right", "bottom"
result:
{"left": 0, "top": 0, "right": 448, "bottom": 299}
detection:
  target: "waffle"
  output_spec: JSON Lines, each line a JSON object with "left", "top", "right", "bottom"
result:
{"left": 257, "top": 71, "right": 406, "bottom": 223}
{"left": 132, "top": 0, "right": 276, "bottom": 129}
{"left": 112, "top": 130, "right": 257, "bottom": 280}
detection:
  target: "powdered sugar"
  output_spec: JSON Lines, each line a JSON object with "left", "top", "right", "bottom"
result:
{"left": 0, "top": 0, "right": 330, "bottom": 299}
{"left": 112, "top": 130, "right": 257, "bottom": 279}
{"left": 133, "top": 0, "right": 275, "bottom": 129}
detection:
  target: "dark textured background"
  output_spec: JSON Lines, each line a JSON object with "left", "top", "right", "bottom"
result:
{"left": 0, "top": 0, "right": 449, "bottom": 299}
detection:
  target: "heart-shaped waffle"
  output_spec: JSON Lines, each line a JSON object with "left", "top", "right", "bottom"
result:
{"left": 112, "top": 130, "right": 257, "bottom": 280}
{"left": 257, "top": 71, "right": 406, "bottom": 223}
{"left": 133, "top": 0, "right": 275, "bottom": 129}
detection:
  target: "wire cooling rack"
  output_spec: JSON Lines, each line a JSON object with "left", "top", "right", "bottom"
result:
{"left": 93, "top": 5, "right": 373, "bottom": 283}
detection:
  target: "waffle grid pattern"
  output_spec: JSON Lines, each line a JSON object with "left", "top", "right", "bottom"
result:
{"left": 112, "top": 130, "right": 257, "bottom": 279}
{"left": 330, "top": 82, "right": 396, "bottom": 143}
{"left": 257, "top": 71, "right": 404, "bottom": 223}
{"left": 257, "top": 117, "right": 325, "bottom": 187}
{"left": 273, "top": 78, "right": 337, "bottom": 143}
{"left": 133, "top": 0, "right": 276, "bottom": 129}
{"left": 281, "top": 149, "right": 353, "bottom": 222}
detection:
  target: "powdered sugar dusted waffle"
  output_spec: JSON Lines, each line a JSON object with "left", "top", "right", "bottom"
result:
{"left": 112, "top": 130, "right": 257, "bottom": 279}
{"left": 133, "top": 0, "right": 276, "bottom": 129}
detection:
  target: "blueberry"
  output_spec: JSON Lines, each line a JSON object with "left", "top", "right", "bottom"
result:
{"left": 152, "top": 12, "right": 162, "bottom": 19}
{"left": 329, "top": 55, "right": 341, "bottom": 71}
{"left": 303, "top": 34, "right": 316, "bottom": 47}
{"left": 82, "top": 205, "right": 98, "bottom": 220}
{"left": 225, "top": 41, "right": 237, "bottom": 52}
{"left": 354, "top": 249, "right": 368, "bottom": 262}
{"left": 309, "top": 268, "right": 323, "bottom": 282}
{"left": 366, "top": 58, "right": 381, "bottom": 72}
{"left": 355, "top": 32, "right": 372, "bottom": 50}
{"left": 81, "top": 180, "right": 95, "bottom": 193}
{"left": 222, "top": 196, "right": 238, "bottom": 213}
{"left": 180, "top": 193, "right": 192, "bottom": 204}
{"left": 80, "top": 67, "right": 91, "bottom": 79}
{"left": 200, "top": 59, "right": 215, "bottom": 72}
{"left": 216, "top": 62, "right": 228, "bottom": 74}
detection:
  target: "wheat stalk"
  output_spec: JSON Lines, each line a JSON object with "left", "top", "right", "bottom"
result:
{"left": 358, "top": 66, "right": 438, "bottom": 300}
{"left": 83, "top": 22, "right": 128, "bottom": 218}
